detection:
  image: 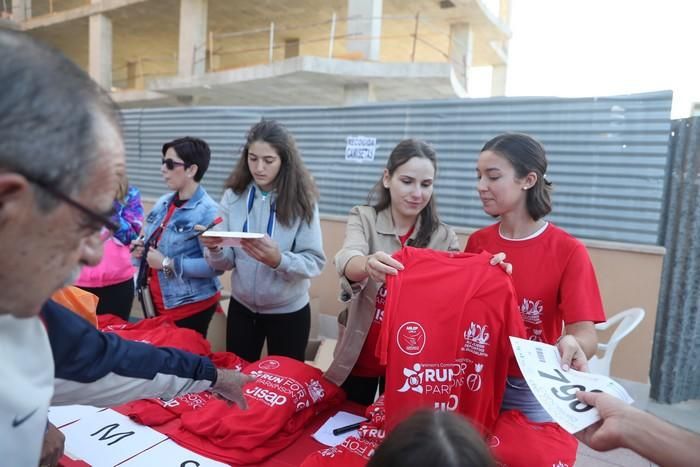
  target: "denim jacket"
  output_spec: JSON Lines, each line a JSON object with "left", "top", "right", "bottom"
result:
{"left": 142, "top": 185, "right": 221, "bottom": 309}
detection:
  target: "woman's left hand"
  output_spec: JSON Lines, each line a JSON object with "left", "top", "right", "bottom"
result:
{"left": 147, "top": 248, "right": 165, "bottom": 270}
{"left": 490, "top": 252, "right": 513, "bottom": 275}
{"left": 557, "top": 334, "right": 589, "bottom": 372}
{"left": 240, "top": 235, "right": 282, "bottom": 268}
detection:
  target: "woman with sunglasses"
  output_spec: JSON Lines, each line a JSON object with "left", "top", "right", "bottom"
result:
{"left": 131, "top": 137, "right": 222, "bottom": 337}
{"left": 201, "top": 120, "right": 325, "bottom": 362}
{"left": 75, "top": 174, "right": 144, "bottom": 320}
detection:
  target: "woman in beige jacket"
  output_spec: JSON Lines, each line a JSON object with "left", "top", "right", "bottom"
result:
{"left": 324, "top": 139, "right": 461, "bottom": 405}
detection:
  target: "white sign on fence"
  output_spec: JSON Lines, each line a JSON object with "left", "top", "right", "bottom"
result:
{"left": 345, "top": 136, "right": 377, "bottom": 162}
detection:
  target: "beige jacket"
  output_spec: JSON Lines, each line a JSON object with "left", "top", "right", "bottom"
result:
{"left": 324, "top": 205, "right": 460, "bottom": 386}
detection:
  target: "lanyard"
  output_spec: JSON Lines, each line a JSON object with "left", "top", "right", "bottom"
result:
{"left": 242, "top": 185, "right": 276, "bottom": 237}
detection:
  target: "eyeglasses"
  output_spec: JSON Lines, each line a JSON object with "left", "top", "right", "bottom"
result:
{"left": 23, "top": 174, "right": 120, "bottom": 233}
{"left": 162, "top": 158, "right": 188, "bottom": 170}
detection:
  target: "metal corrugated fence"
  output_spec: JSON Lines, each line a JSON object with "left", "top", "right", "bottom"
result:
{"left": 650, "top": 117, "right": 700, "bottom": 403}
{"left": 122, "top": 91, "right": 672, "bottom": 244}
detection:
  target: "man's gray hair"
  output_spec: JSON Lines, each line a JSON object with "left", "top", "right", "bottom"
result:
{"left": 0, "top": 29, "right": 121, "bottom": 209}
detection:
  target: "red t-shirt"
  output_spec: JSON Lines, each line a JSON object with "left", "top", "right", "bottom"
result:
{"left": 170, "top": 357, "right": 344, "bottom": 463}
{"left": 377, "top": 247, "right": 525, "bottom": 433}
{"left": 465, "top": 223, "right": 606, "bottom": 374}
{"left": 301, "top": 395, "right": 386, "bottom": 467}
{"left": 352, "top": 227, "right": 414, "bottom": 377}
{"left": 116, "top": 350, "right": 247, "bottom": 426}
{"left": 487, "top": 410, "right": 579, "bottom": 467}
{"left": 300, "top": 436, "right": 377, "bottom": 467}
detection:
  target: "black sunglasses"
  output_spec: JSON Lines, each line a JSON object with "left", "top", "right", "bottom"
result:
{"left": 162, "top": 158, "right": 188, "bottom": 170}
{"left": 23, "top": 173, "right": 120, "bottom": 233}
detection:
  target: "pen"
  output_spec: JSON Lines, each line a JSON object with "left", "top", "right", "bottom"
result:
{"left": 186, "top": 216, "right": 223, "bottom": 240}
{"left": 332, "top": 421, "right": 365, "bottom": 436}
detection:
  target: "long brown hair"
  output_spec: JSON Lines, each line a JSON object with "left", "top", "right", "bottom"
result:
{"left": 225, "top": 119, "right": 318, "bottom": 226}
{"left": 368, "top": 139, "right": 440, "bottom": 248}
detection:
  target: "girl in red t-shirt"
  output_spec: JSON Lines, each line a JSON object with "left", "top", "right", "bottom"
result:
{"left": 465, "top": 133, "right": 606, "bottom": 422}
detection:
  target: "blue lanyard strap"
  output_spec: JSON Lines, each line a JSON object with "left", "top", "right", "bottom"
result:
{"left": 242, "top": 186, "right": 276, "bottom": 237}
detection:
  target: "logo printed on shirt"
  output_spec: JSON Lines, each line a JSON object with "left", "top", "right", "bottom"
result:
{"left": 373, "top": 285, "right": 387, "bottom": 322}
{"left": 342, "top": 437, "right": 376, "bottom": 459}
{"left": 12, "top": 407, "right": 38, "bottom": 427}
{"left": 529, "top": 327, "right": 545, "bottom": 342}
{"left": 307, "top": 379, "right": 326, "bottom": 403}
{"left": 520, "top": 298, "right": 543, "bottom": 324}
{"left": 466, "top": 363, "right": 484, "bottom": 392}
{"left": 553, "top": 462, "right": 569, "bottom": 467}
{"left": 397, "top": 362, "right": 466, "bottom": 396}
{"left": 461, "top": 322, "right": 490, "bottom": 357}
{"left": 396, "top": 321, "right": 426, "bottom": 355}
{"left": 245, "top": 387, "right": 287, "bottom": 406}
{"left": 319, "top": 446, "right": 341, "bottom": 458}
{"left": 486, "top": 434, "right": 500, "bottom": 448}
{"left": 258, "top": 359, "right": 281, "bottom": 370}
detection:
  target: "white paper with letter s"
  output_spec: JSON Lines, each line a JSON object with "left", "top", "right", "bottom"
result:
{"left": 510, "top": 337, "right": 633, "bottom": 434}
{"left": 202, "top": 231, "right": 264, "bottom": 247}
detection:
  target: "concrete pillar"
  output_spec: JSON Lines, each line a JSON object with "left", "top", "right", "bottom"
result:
{"left": 178, "top": 0, "right": 208, "bottom": 77}
{"left": 11, "top": 0, "right": 31, "bottom": 21}
{"left": 126, "top": 60, "right": 145, "bottom": 89}
{"left": 343, "top": 82, "right": 375, "bottom": 105}
{"left": 448, "top": 22, "right": 473, "bottom": 94}
{"left": 89, "top": 12, "right": 112, "bottom": 89}
{"left": 346, "top": 0, "right": 382, "bottom": 61}
{"left": 491, "top": 65, "right": 507, "bottom": 96}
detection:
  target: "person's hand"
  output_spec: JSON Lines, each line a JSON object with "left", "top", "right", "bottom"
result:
{"left": 557, "top": 334, "right": 589, "bottom": 371}
{"left": 490, "top": 252, "right": 513, "bottom": 275}
{"left": 198, "top": 224, "right": 224, "bottom": 251}
{"left": 240, "top": 235, "right": 282, "bottom": 268}
{"left": 212, "top": 369, "right": 257, "bottom": 410}
{"left": 575, "top": 391, "right": 633, "bottom": 451}
{"left": 130, "top": 237, "right": 145, "bottom": 259}
{"left": 146, "top": 248, "right": 165, "bottom": 270}
{"left": 364, "top": 251, "right": 405, "bottom": 283}
{"left": 39, "top": 422, "right": 65, "bottom": 467}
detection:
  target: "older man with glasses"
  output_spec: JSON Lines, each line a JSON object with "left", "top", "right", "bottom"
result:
{"left": 0, "top": 30, "right": 254, "bottom": 467}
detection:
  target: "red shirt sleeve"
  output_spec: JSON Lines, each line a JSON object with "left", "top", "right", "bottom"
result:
{"left": 558, "top": 243, "right": 606, "bottom": 324}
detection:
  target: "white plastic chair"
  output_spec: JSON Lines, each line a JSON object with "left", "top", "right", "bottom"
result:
{"left": 587, "top": 307, "right": 645, "bottom": 376}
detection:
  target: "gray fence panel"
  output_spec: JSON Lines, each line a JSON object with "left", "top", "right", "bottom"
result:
{"left": 122, "top": 91, "right": 672, "bottom": 244}
{"left": 650, "top": 117, "right": 700, "bottom": 403}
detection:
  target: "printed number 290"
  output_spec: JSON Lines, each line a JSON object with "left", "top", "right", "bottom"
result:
{"left": 538, "top": 369, "right": 603, "bottom": 413}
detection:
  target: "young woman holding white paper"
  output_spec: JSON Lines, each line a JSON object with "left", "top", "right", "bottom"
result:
{"left": 202, "top": 120, "right": 325, "bottom": 362}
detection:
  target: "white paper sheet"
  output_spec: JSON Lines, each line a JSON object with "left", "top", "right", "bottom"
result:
{"left": 60, "top": 409, "right": 166, "bottom": 467}
{"left": 49, "top": 405, "right": 103, "bottom": 428}
{"left": 118, "top": 439, "right": 229, "bottom": 466}
{"left": 312, "top": 411, "right": 368, "bottom": 447}
{"left": 510, "top": 337, "right": 634, "bottom": 434}
{"left": 202, "top": 231, "right": 264, "bottom": 247}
